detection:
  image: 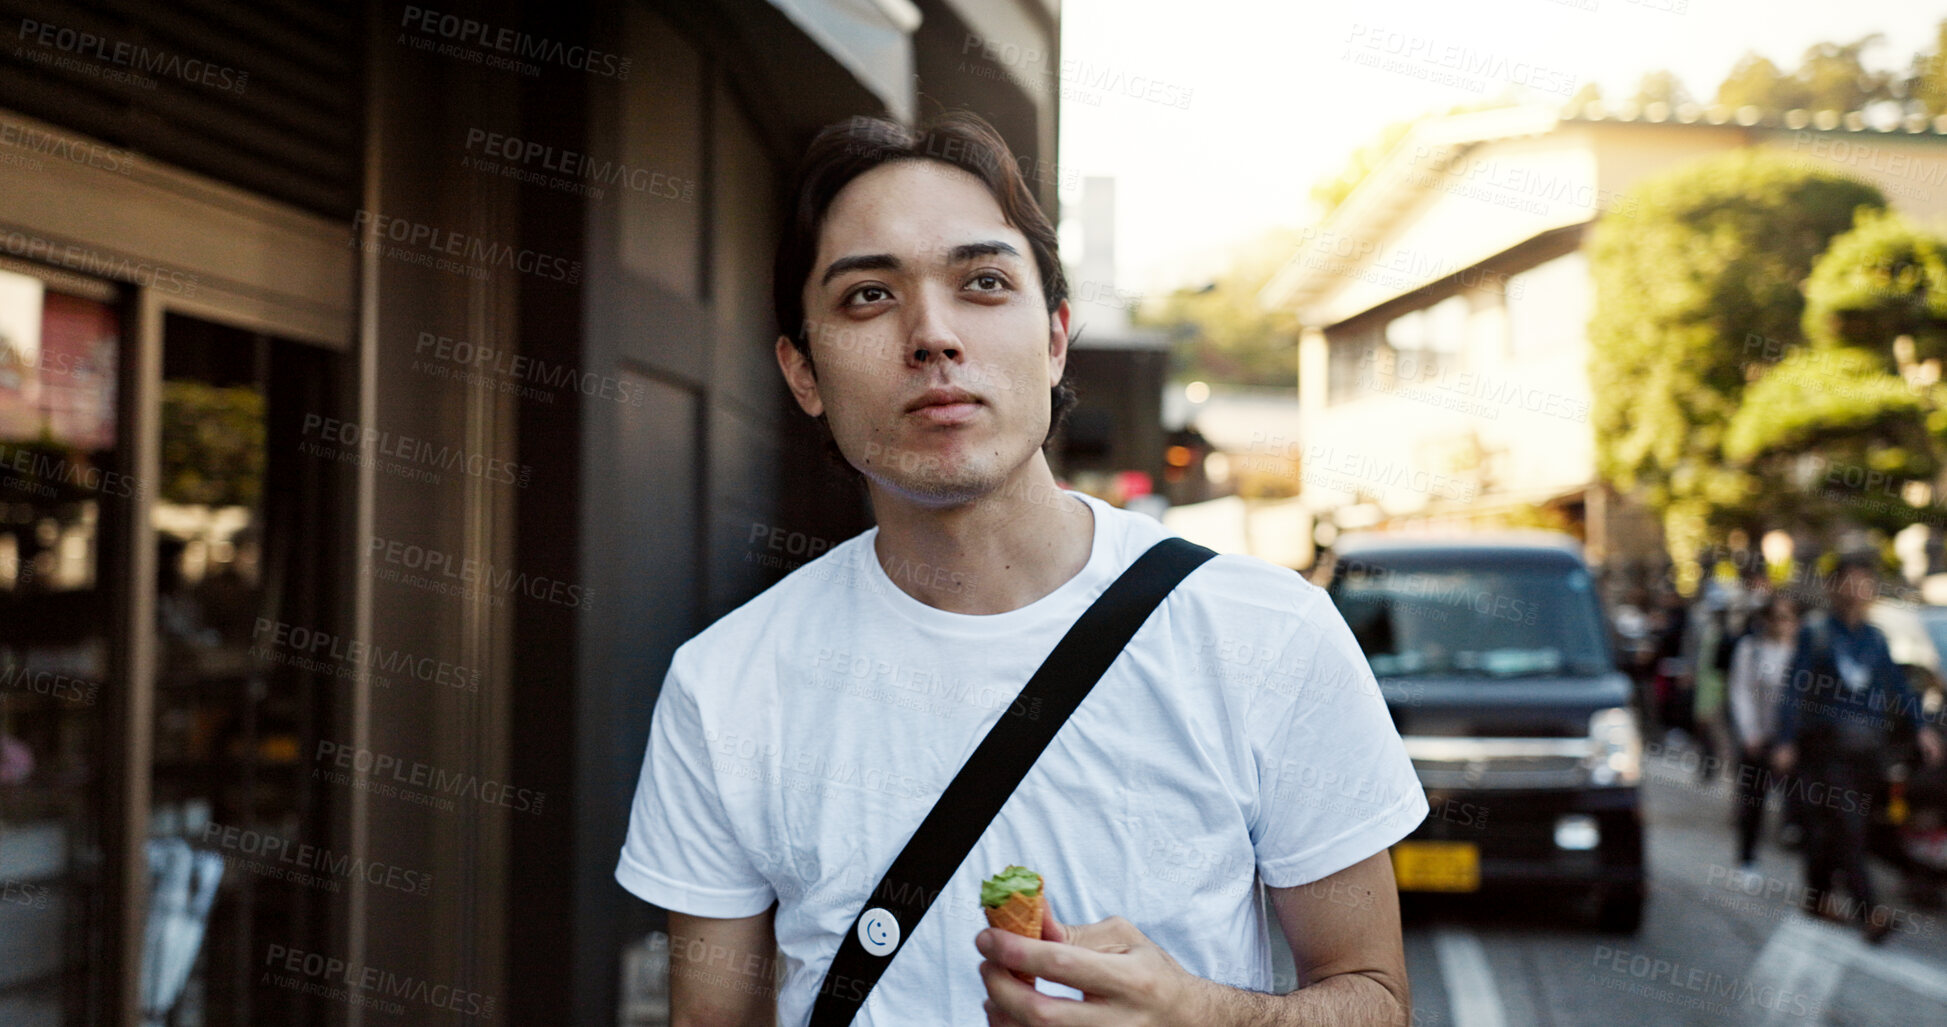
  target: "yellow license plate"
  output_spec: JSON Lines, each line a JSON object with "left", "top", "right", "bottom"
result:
{"left": 1391, "top": 842, "right": 1480, "bottom": 892}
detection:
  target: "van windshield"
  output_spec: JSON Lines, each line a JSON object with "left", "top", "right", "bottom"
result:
{"left": 1327, "top": 554, "right": 1612, "bottom": 678}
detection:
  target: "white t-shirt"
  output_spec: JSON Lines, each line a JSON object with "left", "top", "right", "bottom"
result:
{"left": 615, "top": 489, "right": 1426, "bottom": 1026}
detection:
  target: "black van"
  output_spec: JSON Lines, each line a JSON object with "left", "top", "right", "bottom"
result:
{"left": 1320, "top": 532, "right": 1647, "bottom": 931}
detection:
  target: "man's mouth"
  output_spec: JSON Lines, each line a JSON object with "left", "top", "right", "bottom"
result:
{"left": 907, "top": 387, "right": 982, "bottom": 425}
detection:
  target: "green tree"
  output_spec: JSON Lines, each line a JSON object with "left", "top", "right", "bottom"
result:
{"left": 1709, "top": 33, "right": 1905, "bottom": 114}
{"left": 1631, "top": 70, "right": 1692, "bottom": 110}
{"left": 1587, "top": 150, "right": 1884, "bottom": 585}
{"left": 1794, "top": 35, "right": 1893, "bottom": 112}
{"left": 1801, "top": 207, "right": 1947, "bottom": 359}
{"left": 1725, "top": 210, "right": 1947, "bottom": 536}
{"left": 1907, "top": 19, "right": 1947, "bottom": 117}
{"left": 1143, "top": 228, "right": 1304, "bottom": 388}
{"left": 1307, "top": 99, "right": 1521, "bottom": 218}
{"left": 1308, "top": 118, "right": 1424, "bottom": 217}
{"left": 1716, "top": 52, "right": 1795, "bottom": 110}
{"left": 160, "top": 381, "right": 265, "bottom": 508}
{"left": 1709, "top": 35, "right": 1895, "bottom": 114}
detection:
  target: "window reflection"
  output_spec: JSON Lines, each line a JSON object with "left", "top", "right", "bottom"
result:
{"left": 144, "top": 313, "right": 339, "bottom": 1026}
{"left": 0, "top": 267, "right": 121, "bottom": 1026}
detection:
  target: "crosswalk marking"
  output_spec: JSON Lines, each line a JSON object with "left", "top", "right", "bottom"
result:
{"left": 1850, "top": 941, "right": 1947, "bottom": 1004}
{"left": 1742, "top": 912, "right": 1947, "bottom": 1022}
{"left": 1432, "top": 926, "right": 1508, "bottom": 1027}
{"left": 1745, "top": 916, "right": 1848, "bottom": 1025}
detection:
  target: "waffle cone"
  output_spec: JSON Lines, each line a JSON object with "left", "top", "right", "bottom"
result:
{"left": 984, "top": 890, "right": 1045, "bottom": 985}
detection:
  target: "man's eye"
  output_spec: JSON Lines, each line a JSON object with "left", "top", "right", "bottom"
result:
{"left": 846, "top": 285, "right": 891, "bottom": 306}
{"left": 968, "top": 273, "right": 1009, "bottom": 292}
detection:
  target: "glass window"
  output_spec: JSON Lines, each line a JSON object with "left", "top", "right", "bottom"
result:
{"left": 1328, "top": 553, "right": 1614, "bottom": 678}
{"left": 1505, "top": 252, "right": 1591, "bottom": 359}
{"left": 1, "top": 292, "right": 345, "bottom": 1025}
{"left": 145, "top": 313, "right": 344, "bottom": 1026}
{"left": 0, "top": 268, "right": 123, "bottom": 1026}
{"left": 1327, "top": 324, "right": 1382, "bottom": 405}
{"left": 1383, "top": 309, "right": 1424, "bottom": 351}
{"left": 1424, "top": 295, "right": 1468, "bottom": 355}
{"left": 1381, "top": 297, "right": 1468, "bottom": 384}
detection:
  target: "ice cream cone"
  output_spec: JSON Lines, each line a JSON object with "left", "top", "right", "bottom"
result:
{"left": 984, "top": 889, "right": 1045, "bottom": 985}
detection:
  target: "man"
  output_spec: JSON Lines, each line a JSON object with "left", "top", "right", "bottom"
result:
{"left": 1773, "top": 553, "right": 1943, "bottom": 943}
{"left": 616, "top": 111, "right": 1427, "bottom": 1026}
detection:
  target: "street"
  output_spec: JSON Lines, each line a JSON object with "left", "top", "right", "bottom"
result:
{"left": 1265, "top": 742, "right": 1947, "bottom": 1025}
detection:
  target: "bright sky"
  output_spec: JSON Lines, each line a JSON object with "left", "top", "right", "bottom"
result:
{"left": 1056, "top": 0, "right": 1946, "bottom": 295}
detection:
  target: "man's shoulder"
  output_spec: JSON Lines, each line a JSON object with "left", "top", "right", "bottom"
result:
{"left": 1149, "top": 544, "right": 1350, "bottom": 681}
{"left": 1827, "top": 615, "right": 1891, "bottom": 653}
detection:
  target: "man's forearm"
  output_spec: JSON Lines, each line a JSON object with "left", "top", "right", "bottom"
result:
{"left": 1183, "top": 969, "right": 1409, "bottom": 1027}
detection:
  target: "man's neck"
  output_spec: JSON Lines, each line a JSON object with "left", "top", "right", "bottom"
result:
{"left": 867, "top": 455, "right": 1094, "bottom": 615}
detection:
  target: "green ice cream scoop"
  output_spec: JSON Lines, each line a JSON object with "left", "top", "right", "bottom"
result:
{"left": 981, "top": 865, "right": 1042, "bottom": 908}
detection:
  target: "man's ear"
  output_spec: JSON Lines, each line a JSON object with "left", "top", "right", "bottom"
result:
{"left": 1046, "top": 299, "right": 1073, "bottom": 385}
{"left": 776, "top": 334, "right": 825, "bottom": 417}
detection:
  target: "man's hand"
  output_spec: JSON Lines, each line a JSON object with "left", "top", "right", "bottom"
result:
{"left": 975, "top": 913, "right": 1210, "bottom": 1026}
{"left": 974, "top": 851, "right": 1409, "bottom": 1026}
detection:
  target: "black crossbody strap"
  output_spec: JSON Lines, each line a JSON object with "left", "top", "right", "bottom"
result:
{"left": 807, "top": 536, "right": 1216, "bottom": 1026}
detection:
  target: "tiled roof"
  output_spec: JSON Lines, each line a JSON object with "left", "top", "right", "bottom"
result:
{"left": 1558, "top": 99, "right": 1947, "bottom": 135}
{"left": 1262, "top": 101, "right": 1947, "bottom": 313}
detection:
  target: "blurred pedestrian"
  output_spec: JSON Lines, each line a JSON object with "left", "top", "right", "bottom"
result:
{"left": 1728, "top": 594, "right": 1797, "bottom": 881}
{"left": 1611, "top": 585, "right": 1655, "bottom": 726}
{"left": 1615, "top": 584, "right": 1660, "bottom": 728}
{"left": 1687, "top": 588, "right": 1731, "bottom": 781}
{"left": 1713, "top": 564, "right": 1771, "bottom": 688}
{"left": 1773, "top": 553, "right": 1945, "bottom": 942}
{"left": 1652, "top": 590, "right": 1693, "bottom": 744}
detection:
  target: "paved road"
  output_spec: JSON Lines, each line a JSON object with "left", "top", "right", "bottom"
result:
{"left": 1305, "top": 745, "right": 1947, "bottom": 1026}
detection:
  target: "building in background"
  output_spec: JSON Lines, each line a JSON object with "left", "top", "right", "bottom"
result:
{"left": 1053, "top": 176, "right": 1170, "bottom": 505}
{"left": 0, "top": 2, "right": 1061, "bottom": 1024}
{"left": 1261, "top": 102, "right": 1947, "bottom": 577}
{"left": 1156, "top": 384, "right": 1312, "bottom": 568}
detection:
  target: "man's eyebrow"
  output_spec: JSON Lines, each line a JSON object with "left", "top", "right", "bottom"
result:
{"left": 817, "top": 241, "right": 1022, "bottom": 288}
{"left": 946, "top": 240, "right": 1021, "bottom": 263}
{"left": 820, "top": 253, "right": 901, "bottom": 287}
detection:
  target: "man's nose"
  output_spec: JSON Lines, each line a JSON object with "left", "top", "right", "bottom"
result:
{"left": 905, "top": 286, "right": 963, "bottom": 367}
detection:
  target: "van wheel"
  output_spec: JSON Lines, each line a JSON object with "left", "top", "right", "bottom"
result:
{"left": 1596, "top": 883, "right": 1645, "bottom": 933}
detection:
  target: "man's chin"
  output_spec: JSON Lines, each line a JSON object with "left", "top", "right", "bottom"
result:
{"left": 850, "top": 451, "right": 1014, "bottom": 506}
{"left": 864, "top": 469, "right": 997, "bottom": 508}
{"left": 842, "top": 431, "right": 1043, "bottom": 508}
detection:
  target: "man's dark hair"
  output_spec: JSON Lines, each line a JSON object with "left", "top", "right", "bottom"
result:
{"left": 772, "top": 111, "right": 1079, "bottom": 459}
{"left": 1821, "top": 549, "right": 1884, "bottom": 611}
{"left": 1832, "top": 551, "right": 1881, "bottom": 579}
